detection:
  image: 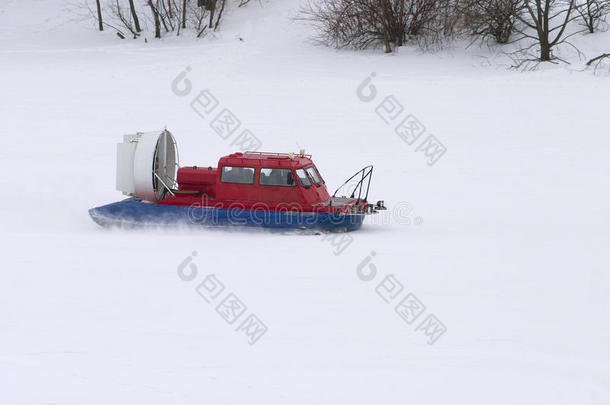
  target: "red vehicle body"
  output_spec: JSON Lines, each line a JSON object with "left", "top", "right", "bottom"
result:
{"left": 158, "top": 151, "right": 365, "bottom": 214}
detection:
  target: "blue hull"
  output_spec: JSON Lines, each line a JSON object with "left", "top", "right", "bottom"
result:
{"left": 89, "top": 198, "right": 364, "bottom": 232}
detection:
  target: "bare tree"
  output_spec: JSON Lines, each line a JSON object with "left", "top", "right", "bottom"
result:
{"left": 148, "top": 0, "right": 162, "bottom": 38}
{"left": 96, "top": 0, "right": 104, "bottom": 31}
{"left": 214, "top": 0, "right": 227, "bottom": 30}
{"left": 167, "top": 0, "right": 174, "bottom": 19}
{"left": 159, "top": 0, "right": 174, "bottom": 31}
{"left": 459, "top": 0, "right": 521, "bottom": 44}
{"left": 575, "top": 0, "right": 610, "bottom": 32}
{"left": 85, "top": 0, "right": 127, "bottom": 37}
{"left": 86, "top": 0, "right": 240, "bottom": 39}
{"left": 423, "top": 0, "right": 461, "bottom": 44}
{"left": 189, "top": 0, "right": 211, "bottom": 36}
{"left": 407, "top": 0, "right": 446, "bottom": 37}
{"left": 586, "top": 52, "right": 610, "bottom": 72}
{"left": 206, "top": 0, "right": 217, "bottom": 28}
{"left": 300, "top": 0, "right": 459, "bottom": 53}
{"left": 128, "top": 0, "right": 142, "bottom": 32}
{"left": 514, "top": 0, "right": 580, "bottom": 62}
{"left": 303, "top": 0, "right": 401, "bottom": 52}
{"left": 109, "top": 0, "right": 140, "bottom": 38}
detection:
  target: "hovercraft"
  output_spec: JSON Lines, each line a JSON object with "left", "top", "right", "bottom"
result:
{"left": 89, "top": 130, "right": 386, "bottom": 232}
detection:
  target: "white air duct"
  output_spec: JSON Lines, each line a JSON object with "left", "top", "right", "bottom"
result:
{"left": 116, "top": 130, "right": 178, "bottom": 202}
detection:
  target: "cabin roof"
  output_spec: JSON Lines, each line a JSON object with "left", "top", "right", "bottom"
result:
{"left": 218, "top": 152, "right": 314, "bottom": 168}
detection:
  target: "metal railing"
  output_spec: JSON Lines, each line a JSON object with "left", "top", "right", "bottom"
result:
{"left": 332, "top": 165, "right": 374, "bottom": 205}
{"left": 243, "top": 151, "right": 312, "bottom": 159}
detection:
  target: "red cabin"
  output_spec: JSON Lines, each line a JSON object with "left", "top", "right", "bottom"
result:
{"left": 160, "top": 151, "right": 337, "bottom": 211}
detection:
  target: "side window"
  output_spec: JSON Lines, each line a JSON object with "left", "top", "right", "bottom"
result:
{"left": 306, "top": 167, "right": 321, "bottom": 185}
{"left": 221, "top": 166, "right": 255, "bottom": 184}
{"left": 295, "top": 169, "right": 311, "bottom": 187}
{"left": 259, "top": 168, "right": 295, "bottom": 187}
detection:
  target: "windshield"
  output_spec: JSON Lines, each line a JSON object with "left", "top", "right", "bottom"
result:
{"left": 313, "top": 166, "right": 324, "bottom": 184}
{"left": 306, "top": 167, "right": 321, "bottom": 185}
{"left": 295, "top": 168, "right": 311, "bottom": 187}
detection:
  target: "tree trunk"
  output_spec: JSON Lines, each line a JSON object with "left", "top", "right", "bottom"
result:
{"left": 383, "top": 34, "right": 392, "bottom": 53}
{"left": 182, "top": 0, "right": 187, "bottom": 28}
{"left": 209, "top": 2, "right": 216, "bottom": 28}
{"left": 587, "top": 1, "right": 594, "bottom": 33}
{"left": 540, "top": 40, "right": 551, "bottom": 61}
{"left": 96, "top": 0, "right": 103, "bottom": 31}
{"left": 158, "top": 0, "right": 171, "bottom": 32}
{"left": 128, "top": 0, "right": 141, "bottom": 32}
{"left": 538, "top": 22, "right": 551, "bottom": 61}
{"left": 214, "top": 0, "right": 226, "bottom": 31}
{"left": 148, "top": 0, "right": 161, "bottom": 38}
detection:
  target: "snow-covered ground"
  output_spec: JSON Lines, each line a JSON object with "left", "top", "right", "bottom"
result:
{"left": 1, "top": 1, "right": 609, "bottom": 404}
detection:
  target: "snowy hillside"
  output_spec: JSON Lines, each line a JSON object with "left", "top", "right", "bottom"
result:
{"left": 1, "top": 0, "right": 609, "bottom": 404}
